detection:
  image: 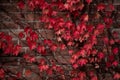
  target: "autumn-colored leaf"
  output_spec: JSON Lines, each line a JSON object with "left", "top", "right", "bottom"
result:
{"left": 29, "top": 56, "right": 36, "bottom": 63}
{"left": 77, "top": 58, "right": 88, "bottom": 66}
{"left": 19, "top": 32, "right": 25, "bottom": 39}
{"left": 17, "top": 1, "right": 25, "bottom": 9}
{"left": 86, "top": 0, "right": 92, "bottom": 4}
{"left": 25, "top": 69, "right": 32, "bottom": 77}
{"left": 28, "top": 41, "right": 36, "bottom": 50}
{"left": 97, "top": 52, "right": 105, "bottom": 59}
{"left": 114, "top": 73, "right": 120, "bottom": 79}
{"left": 80, "top": 14, "right": 89, "bottom": 22}
{"left": 37, "top": 45, "right": 46, "bottom": 55}
{"left": 112, "top": 60, "right": 118, "bottom": 67}
{"left": 12, "top": 44, "right": 22, "bottom": 56}
{"left": 0, "top": 68, "right": 5, "bottom": 79}
{"left": 97, "top": 3, "right": 105, "bottom": 11}
{"left": 50, "top": 44, "right": 57, "bottom": 51}
{"left": 112, "top": 47, "right": 118, "bottom": 55}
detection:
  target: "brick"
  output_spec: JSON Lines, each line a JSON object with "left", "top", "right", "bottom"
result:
{"left": 25, "top": 13, "right": 34, "bottom": 22}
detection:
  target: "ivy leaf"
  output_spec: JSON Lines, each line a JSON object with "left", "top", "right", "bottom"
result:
{"left": 91, "top": 76, "right": 98, "bottom": 80}
{"left": 39, "top": 64, "right": 49, "bottom": 72}
{"left": 73, "top": 63, "right": 78, "bottom": 69}
{"left": 0, "top": 32, "right": 5, "bottom": 39}
{"left": 4, "top": 35, "right": 12, "bottom": 42}
{"left": 25, "top": 69, "right": 32, "bottom": 77}
{"left": 112, "top": 47, "right": 118, "bottom": 55}
{"left": 86, "top": 0, "right": 92, "bottom": 4}
{"left": 114, "top": 73, "right": 120, "bottom": 79}
{"left": 97, "top": 3, "right": 105, "bottom": 11}
{"left": 0, "top": 68, "right": 5, "bottom": 79}
{"left": 97, "top": 52, "right": 105, "bottom": 59}
{"left": 29, "top": 56, "right": 36, "bottom": 63}
{"left": 24, "top": 27, "right": 32, "bottom": 34}
{"left": 17, "top": 1, "right": 25, "bottom": 9}
{"left": 112, "top": 60, "right": 118, "bottom": 67}
{"left": 80, "top": 14, "right": 89, "bottom": 22}
{"left": 103, "top": 37, "right": 109, "bottom": 44}
{"left": 19, "top": 32, "right": 25, "bottom": 39}
{"left": 28, "top": 1, "right": 35, "bottom": 10}
{"left": 109, "top": 4, "right": 114, "bottom": 11}
{"left": 108, "top": 54, "right": 114, "bottom": 62}
{"left": 28, "top": 41, "right": 36, "bottom": 50}
{"left": 50, "top": 44, "right": 57, "bottom": 52}
{"left": 16, "top": 72, "right": 21, "bottom": 79}
{"left": 37, "top": 45, "right": 46, "bottom": 55}
{"left": 12, "top": 44, "right": 22, "bottom": 56}
{"left": 78, "top": 72, "right": 86, "bottom": 80}
{"left": 77, "top": 58, "right": 88, "bottom": 66}
{"left": 30, "top": 31, "right": 38, "bottom": 41}
{"left": 44, "top": 39, "right": 52, "bottom": 46}
{"left": 60, "top": 44, "right": 66, "bottom": 50}
{"left": 23, "top": 53, "right": 30, "bottom": 60}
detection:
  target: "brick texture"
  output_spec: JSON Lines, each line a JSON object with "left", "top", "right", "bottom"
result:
{"left": 0, "top": 0, "right": 120, "bottom": 80}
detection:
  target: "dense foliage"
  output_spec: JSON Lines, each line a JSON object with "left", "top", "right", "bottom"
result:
{"left": 0, "top": 0, "right": 120, "bottom": 80}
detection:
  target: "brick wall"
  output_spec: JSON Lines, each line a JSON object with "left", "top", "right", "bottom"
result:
{"left": 0, "top": 0, "right": 120, "bottom": 80}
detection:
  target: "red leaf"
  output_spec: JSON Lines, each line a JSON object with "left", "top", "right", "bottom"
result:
{"left": 114, "top": 73, "right": 120, "bottom": 79}
{"left": 47, "top": 68, "right": 53, "bottom": 75}
{"left": 91, "top": 76, "right": 98, "bottom": 80}
{"left": 24, "top": 27, "right": 32, "bottom": 34}
{"left": 16, "top": 72, "right": 21, "bottom": 78}
{"left": 109, "top": 39, "right": 114, "bottom": 45}
{"left": 106, "top": 61, "right": 111, "bottom": 68}
{"left": 97, "top": 3, "right": 105, "bottom": 11}
{"left": 25, "top": 69, "right": 32, "bottom": 77}
{"left": 112, "top": 47, "right": 118, "bottom": 55}
{"left": 65, "top": 21, "right": 73, "bottom": 29}
{"left": 78, "top": 72, "right": 86, "bottom": 80}
{"left": 17, "top": 1, "right": 25, "bottom": 9}
{"left": 97, "top": 24, "right": 105, "bottom": 33}
{"left": 108, "top": 54, "right": 115, "bottom": 62}
{"left": 103, "top": 37, "right": 109, "bottom": 44}
{"left": 97, "top": 52, "right": 105, "bottom": 59}
{"left": 112, "top": 60, "right": 118, "bottom": 67}
{"left": 39, "top": 64, "right": 49, "bottom": 72}
{"left": 28, "top": 41, "right": 36, "bottom": 50}
{"left": 4, "top": 35, "right": 12, "bottom": 42}
{"left": 50, "top": 44, "right": 57, "bottom": 51}
{"left": 87, "top": 25, "right": 94, "bottom": 33}
{"left": 0, "top": 32, "right": 5, "bottom": 39}
{"left": 109, "top": 4, "right": 114, "bottom": 11}
{"left": 23, "top": 53, "right": 30, "bottom": 60}
{"left": 68, "top": 49, "right": 74, "bottom": 55}
{"left": 60, "top": 44, "right": 66, "bottom": 50}
{"left": 73, "top": 30, "right": 80, "bottom": 39}
{"left": 29, "top": 56, "right": 35, "bottom": 63}
{"left": 37, "top": 45, "right": 46, "bottom": 55}
{"left": 80, "top": 14, "right": 89, "bottom": 22}
{"left": 73, "top": 63, "right": 78, "bottom": 69}
{"left": 77, "top": 22, "right": 86, "bottom": 34}
{"left": 39, "top": 58, "right": 45, "bottom": 65}
{"left": 56, "top": 66, "right": 63, "bottom": 74}
{"left": 44, "top": 39, "right": 52, "bottom": 46}
{"left": 112, "top": 31, "right": 118, "bottom": 38}
{"left": 30, "top": 31, "right": 38, "bottom": 41}
{"left": 19, "top": 32, "right": 25, "bottom": 39}
{"left": 28, "top": 1, "right": 35, "bottom": 10}
{"left": 12, "top": 45, "right": 22, "bottom": 56}
{"left": 4, "top": 46, "right": 12, "bottom": 54}
{"left": 0, "top": 68, "right": 5, "bottom": 79}
{"left": 86, "top": 0, "right": 92, "bottom": 4}
{"left": 77, "top": 58, "right": 88, "bottom": 66}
